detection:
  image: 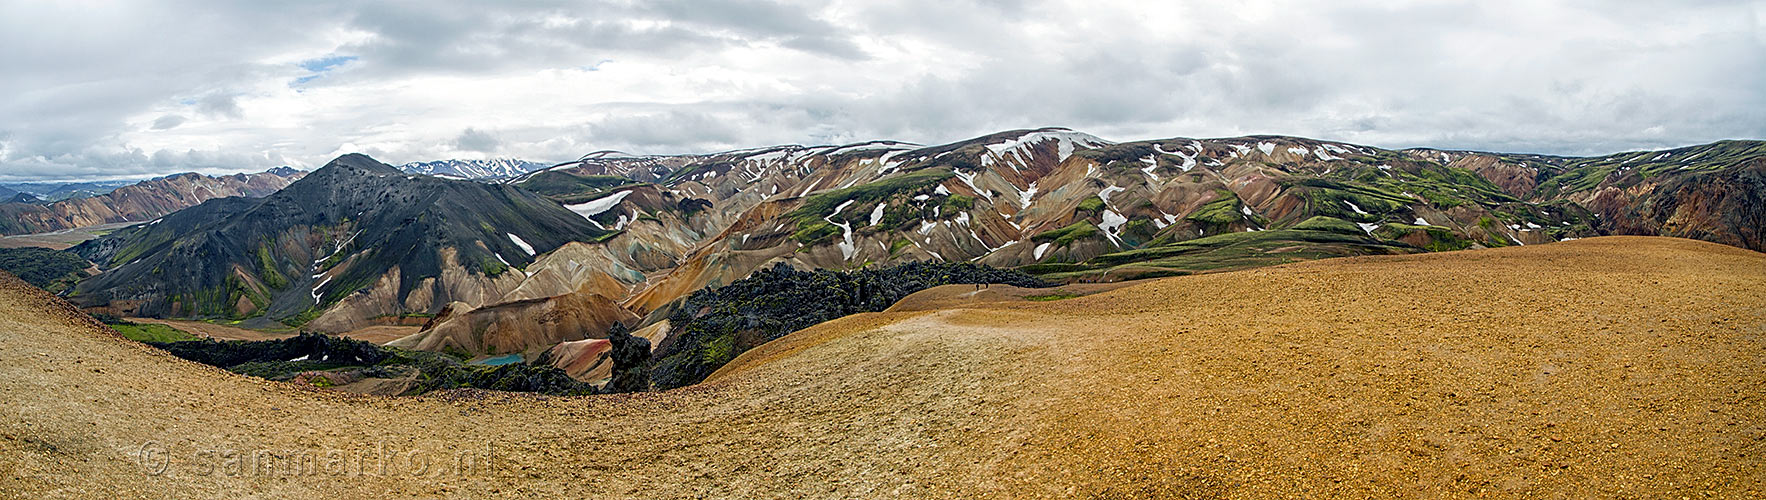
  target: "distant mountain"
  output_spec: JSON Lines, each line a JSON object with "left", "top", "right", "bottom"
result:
{"left": 399, "top": 158, "right": 549, "bottom": 180}
{"left": 0, "top": 185, "right": 15, "bottom": 198}
{"left": 0, "top": 169, "right": 304, "bottom": 235}
{"left": 7, "top": 193, "right": 41, "bottom": 204}
{"left": 0, "top": 180, "right": 134, "bottom": 202}
{"left": 71, "top": 154, "right": 613, "bottom": 332}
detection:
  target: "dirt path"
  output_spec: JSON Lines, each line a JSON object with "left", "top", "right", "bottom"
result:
{"left": 2, "top": 236, "right": 1763, "bottom": 498}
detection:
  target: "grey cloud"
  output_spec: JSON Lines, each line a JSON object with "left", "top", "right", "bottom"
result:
{"left": 151, "top": 114, "right": 187, "bottom": 130}
{"left": 0, "top": 0, "right": 1760, "bottom": 182}
{"left": 453, "top": 128, "right": 501, "bottom": 152}
{"left": 197, "top": 93, "right": 243, "bottom": 119}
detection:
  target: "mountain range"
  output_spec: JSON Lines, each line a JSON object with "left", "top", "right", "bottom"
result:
{"left": 0, "top": 179, "right": 135, "bottom": 202}
{"left": 398, "top": 158, "right": 550, "bottom": 180}
{"left": 72, "top": 154, "right": 610, "bottom": 332}
{"left": 0, "top": 169, "right": 304, "bottom": 235}
{"left": 63, "top": 128, "right": 1765, "bottom": 386}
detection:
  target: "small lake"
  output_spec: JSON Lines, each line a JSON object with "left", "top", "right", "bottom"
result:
{"left": 472, "top": 354, "right": 524, "bottom": 366}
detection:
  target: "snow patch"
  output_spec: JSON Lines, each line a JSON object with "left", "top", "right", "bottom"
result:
{"left": 1414, "top": 217, "right": 1431, "bottom": 226}
{"left": 954, "top": 170, "right": 990, "bottom": 200}
{"left": 869, "top": 203, "right": 886, "bottom": 226}
{"left": 1098, "top": 210, "right": 1128, "bottom": 247}
{"left": 506, "top": 233, "right": 536, "bottom": 256}
{"left": 1033, "top": 242, "right": 1053, "bottom": 260}
{"left": 826, "top": 199, "right": 857, "bottom": 260}
{"left": 564, "top": 190, "right": 633, "bottom": 220}
{"left": 1344, "top": 201, "right": 1369, "bottom": 215}
{"left": 1098, "top": 185, "right": 1125, "bottom": 204}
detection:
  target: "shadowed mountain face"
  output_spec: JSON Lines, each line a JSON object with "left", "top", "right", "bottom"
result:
{"left": 0, "top": 170, "right": 303, "bottom": 235}
{"left": 70, "top": 154, "right": 611, "bottom": 330}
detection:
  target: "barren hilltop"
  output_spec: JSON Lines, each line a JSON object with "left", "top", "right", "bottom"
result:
{"left": 2, "top": 236, "right": 1762, "bottom": 498}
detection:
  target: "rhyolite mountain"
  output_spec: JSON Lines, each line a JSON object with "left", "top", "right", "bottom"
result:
{"left": 71, "top": 154, "right": 611, "bottom": 331}
{"left": 0, "top": 169, "right": 304, "bottom": 235}
{"left": 399, "top": 158, "right": 550, "bottom": 180}
{"left": 63, "top": 130, "right": 1765, "bottom": 387}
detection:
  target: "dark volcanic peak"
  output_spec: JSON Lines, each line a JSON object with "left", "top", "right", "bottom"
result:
{"left": 72, "top": 153, "right": 610, "bottom": 329}
{"left": 265, "top": 166, "right": 304, "bottom": 177}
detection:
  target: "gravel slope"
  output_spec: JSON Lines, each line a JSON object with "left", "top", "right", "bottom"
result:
{"left": 2, "top": 236, "right": 1762, "bottom": 498}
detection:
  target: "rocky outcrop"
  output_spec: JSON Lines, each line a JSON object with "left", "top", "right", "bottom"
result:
{"left": 148, "top": 332, "right": 597, "bottom": 396}
{"left": 1593, "top": 158, "right": 1766, "bottom": 251}
{"left": 602, "top": 322, "right": 652, "bottom": 394}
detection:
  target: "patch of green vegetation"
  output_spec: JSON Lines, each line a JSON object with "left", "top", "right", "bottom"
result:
{"left": 1032, "top": 221, "right": 1100, "bottom": 247}
{"left": 700, "top": 331, "right": 736, "bottom": 366}
{"left": 1291, "top": 216, "right": 1366, "bottom": 235}
{"left": 941, "top": 194, "right": 975, "bottom": 212}
{"left": 255, "top": 243, "right": 288, "bottom": 289}
{"left": 106, "top": 320, "right": 200, "bottom": 343}
{"left": 482, "top": 258, "right": 509, "bottom": 277}
{"left": 889, "top": 238, "right": 913, "bottom": 255}
{"left": 1017, "top": 262, "right": 1089, "bottom": 274}
{"left": 1374, "top": 223, "right": 1473, "bottom": 252}
{"left": 0, "top": 247, "right": 90, "bottom": 293}
{"left": 1076, "top": 196, "right": 1106, "bottom": 213}
{"left": 1119, "top": 219, "right": 1158, "bottom": 245}
{"left": 792, "top": 221, "right": 841, "bottom": 244}
{"left": 1184, "top": 190, "right": 1244, "bottom": 226}
{"left": 786, "top": 168, "right": 954, "bottom": 227}
{"left": 1476, "top": 216, "right": 1512, "bottom": 247}
{"left": 516, "top": 171, "right": 644, "bottom": 203}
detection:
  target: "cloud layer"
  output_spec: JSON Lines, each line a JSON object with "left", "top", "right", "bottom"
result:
{"left": 1, "top": 0, "right": 1761, "bottom": 181}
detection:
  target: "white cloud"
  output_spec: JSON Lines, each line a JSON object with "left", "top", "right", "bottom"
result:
{"left": 0, "top": 0, "right": 1760, "bottom": 182}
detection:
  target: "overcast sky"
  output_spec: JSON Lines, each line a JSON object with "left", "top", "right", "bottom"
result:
{"left": 1, "top": 0, "right": 1761, "bottom": 182}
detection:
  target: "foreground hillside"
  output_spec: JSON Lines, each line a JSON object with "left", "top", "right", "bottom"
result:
{"left": 3, "top": 237, "right": 1761, "bottom": 498}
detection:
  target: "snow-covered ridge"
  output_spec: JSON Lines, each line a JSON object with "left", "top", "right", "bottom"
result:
{"left": 980, "top": 129, "right": 1113, "bottom": 169}
{"left": 400, "top": 158, "right": 549, "bottom": 180}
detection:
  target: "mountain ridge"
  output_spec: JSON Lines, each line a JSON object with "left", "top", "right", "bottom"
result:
{"left": 0, "top": 168, "right": 304, "bottom": 236}
{"left": 400, "top": 158, "right": 550, "bottom": 180}
{"left": 70, "top": 154, "right": 611, "bottom": 330}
